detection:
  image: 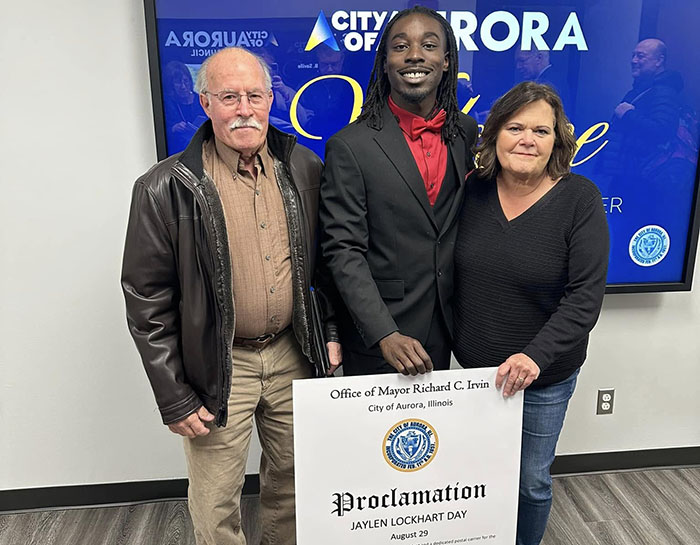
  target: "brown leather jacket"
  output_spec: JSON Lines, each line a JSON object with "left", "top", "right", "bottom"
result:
{"left": 122, "top": 121, "right": 335, "bottom": 426}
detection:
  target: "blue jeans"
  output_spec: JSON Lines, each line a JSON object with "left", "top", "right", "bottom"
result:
{"left": 517, "top": 370, "right": 579, "bottom": 545}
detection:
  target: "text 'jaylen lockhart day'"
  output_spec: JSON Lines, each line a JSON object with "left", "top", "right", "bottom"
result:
{"left": 350, "top": 508, "right": 468, "bottom": 531}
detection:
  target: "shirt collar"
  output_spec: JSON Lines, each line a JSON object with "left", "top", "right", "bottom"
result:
{"left": 214, "top": 137, "right": 270, "bottom": 177}
{"left": 387, "top": 96, "right": 446, "bottom": 141}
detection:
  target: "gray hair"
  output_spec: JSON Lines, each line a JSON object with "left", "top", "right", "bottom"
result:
{"left": 194, "top": 47, "right": 272, "bottom": 94}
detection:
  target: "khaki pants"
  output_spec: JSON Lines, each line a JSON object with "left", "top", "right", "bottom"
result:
{"left": 183, "top": 331, "right": 311, "bottom": 545}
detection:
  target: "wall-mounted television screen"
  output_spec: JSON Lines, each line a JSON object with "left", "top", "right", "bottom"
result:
{"left": 144, "top": 0, "right": 700, "bottom": 293}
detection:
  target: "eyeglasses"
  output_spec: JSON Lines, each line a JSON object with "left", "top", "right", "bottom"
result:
{"left": 204, "top": 89, "right": 270, "bottom": 108}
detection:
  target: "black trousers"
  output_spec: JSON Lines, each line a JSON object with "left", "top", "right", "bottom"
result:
{"left": 342, "top": 303, "right": 451, "bottom": 376}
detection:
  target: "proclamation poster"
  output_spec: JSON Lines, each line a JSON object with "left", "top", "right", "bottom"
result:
{"left": 293, "top": 368, "right": 523, "bottom": 545}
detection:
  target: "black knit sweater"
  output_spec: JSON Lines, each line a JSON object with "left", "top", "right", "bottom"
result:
{"left": 453, "top": 173, "right": 609, "bottom": 387}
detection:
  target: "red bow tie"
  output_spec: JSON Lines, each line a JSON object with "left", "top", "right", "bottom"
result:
{"left": 409, "top": 110, "right": 446, "bottom": 139}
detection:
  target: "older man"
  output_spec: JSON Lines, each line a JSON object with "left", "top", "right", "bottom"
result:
{"left": 122, "top": 47, "right": 339, "bottom": 545}
{"left": 598, "top": 38, "right": 692, "bottom": 185}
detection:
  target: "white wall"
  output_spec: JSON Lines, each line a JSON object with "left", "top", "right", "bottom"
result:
{"left": 558, "top": 284, "right": 700, "bottom": 454}
{"left": 0, "top": 0, "right": 232, "bottom": 490}
{"left": 1, "top": 0, "right": 698, "bottom": 492}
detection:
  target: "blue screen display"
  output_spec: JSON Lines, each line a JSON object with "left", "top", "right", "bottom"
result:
{"left": 150, "top": 0, "right": 700, "bottom": 289}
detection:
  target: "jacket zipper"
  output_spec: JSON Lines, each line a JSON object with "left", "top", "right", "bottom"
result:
{"left": 274, "top": 160, "right": 313, "bottom": 360}
{"left": 173, "top": 163, "right": 234, "bottom": 425}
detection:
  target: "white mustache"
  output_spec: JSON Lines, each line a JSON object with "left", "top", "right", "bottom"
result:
{"left": 229, "top": 117, "right": 262, "bottom": 130}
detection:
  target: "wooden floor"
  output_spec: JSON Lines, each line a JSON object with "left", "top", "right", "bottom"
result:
{"left": 545, "top": 467, "right": 700, "bottom": 545}
{"left": 1, "top": 467, "right": 698, "bottom": 545}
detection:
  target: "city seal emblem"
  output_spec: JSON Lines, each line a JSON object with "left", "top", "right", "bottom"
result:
{"left": 629, "top": 225, "right": 670, "bottom": 267}
{"left": 383, "top": 419, "right": 438, "bottom": 472}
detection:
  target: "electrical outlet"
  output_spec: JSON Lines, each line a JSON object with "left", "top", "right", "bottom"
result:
{"left": 596, "top": 389, "right": 614, "bottom": 415}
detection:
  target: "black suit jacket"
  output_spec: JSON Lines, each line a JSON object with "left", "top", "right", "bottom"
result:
{"left": 320, "top": 105, "right": 478, "bottom": 355}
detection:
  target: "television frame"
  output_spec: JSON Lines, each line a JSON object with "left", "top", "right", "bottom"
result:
{"left": 142, "top": 0, "right": 700, "bottom": 294}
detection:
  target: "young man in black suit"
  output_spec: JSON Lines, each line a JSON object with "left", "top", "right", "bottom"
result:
{"left": 320, "top": 6, "right": 478, "bottom": 376}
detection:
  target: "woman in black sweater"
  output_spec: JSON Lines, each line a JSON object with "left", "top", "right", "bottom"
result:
{"left": 453, "top": 82, "right": 609, "bottom": 545}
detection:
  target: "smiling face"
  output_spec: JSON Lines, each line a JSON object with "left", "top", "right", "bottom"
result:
{"left": 496, "top": 99, "right": 555, "bottom": 180}
{"left": 199, "top": 49, "right": 273, "bottom": 158}
{"left": 384, "top": 13, "right": 449, "bottom": 117}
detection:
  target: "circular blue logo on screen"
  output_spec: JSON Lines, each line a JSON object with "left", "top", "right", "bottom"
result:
{"left": 629, "top": 225, "right": 670, "bottom": 267}
{"left": 383, "top": 419, "right": 438, "bottom": 472}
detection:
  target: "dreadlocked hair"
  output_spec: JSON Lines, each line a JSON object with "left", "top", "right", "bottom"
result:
{"left": 357, "top": 5, "right": 465, "bottom": 143}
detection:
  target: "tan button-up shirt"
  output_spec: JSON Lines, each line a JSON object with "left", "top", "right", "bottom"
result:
{"left": 202, "top": 137, "right": 293, "bottom": 338}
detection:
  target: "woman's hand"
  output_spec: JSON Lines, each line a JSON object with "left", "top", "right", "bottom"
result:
{"left": 496, "top": 353, "right": 540, "bottom": 397}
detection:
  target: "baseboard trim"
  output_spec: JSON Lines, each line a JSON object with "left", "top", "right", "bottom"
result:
{"left": 2, "top": 448, "right": 697, "bottom": 512}
{"left": 0, "top": 474, "right": 259, "bottom": 513}
{"left": 550, "top": 446, "right": 700, "bottom": 475}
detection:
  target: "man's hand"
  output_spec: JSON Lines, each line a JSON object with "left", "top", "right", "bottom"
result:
{"left": 167, "top": 406, "right": 215, "bottom": 438}
{"left": 495, "top": 353, "right": 540, "bottom": 398}
{"left": 378, "top": 332, "right": 433, "bottom": 376}
{"left": 614, "top": 102, "right": 635, "bottom": 118}
{"left": 326, "top": 341, "right": 343, "bottom": 376}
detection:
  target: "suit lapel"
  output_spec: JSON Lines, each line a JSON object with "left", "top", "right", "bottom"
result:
{"left": 374, "top": 106, "right": 438, "bottom": 231}
{"left": 439, "top": 131, "right": 468, "bottom": 236}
